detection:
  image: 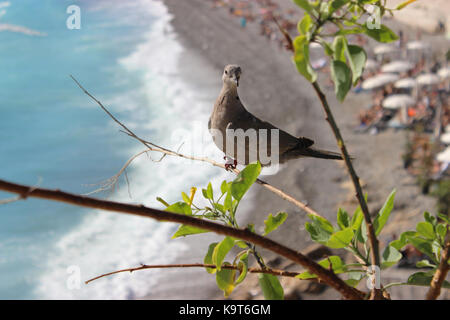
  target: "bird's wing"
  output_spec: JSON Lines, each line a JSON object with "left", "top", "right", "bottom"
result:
{"left": 227, "top": 108, "right": 314, "bottom": 154}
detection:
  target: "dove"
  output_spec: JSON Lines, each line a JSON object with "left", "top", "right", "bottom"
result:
{"left": 209, "top": 64, "right": 343, "bottom": 168}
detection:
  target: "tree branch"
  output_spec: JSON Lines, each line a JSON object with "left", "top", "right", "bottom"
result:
{"left": 85, "top": 263, "right": 304, "bottom": 284}
{"left": 426, "top": 231, "right": 450, "bottom": 300}
{"left": 0, "top": 178, "right": 364, "bottom": 300}
{"left": 310, "top": 81, "right": 382, "bottom": 299}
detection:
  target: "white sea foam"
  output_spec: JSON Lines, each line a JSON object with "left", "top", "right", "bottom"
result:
{"left": 33, "top": 0, "right": 230, "bottom": 299}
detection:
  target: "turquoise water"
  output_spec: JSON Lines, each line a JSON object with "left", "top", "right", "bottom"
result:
{"left": 0, "top": 0, "right": 225, "bottom": 299}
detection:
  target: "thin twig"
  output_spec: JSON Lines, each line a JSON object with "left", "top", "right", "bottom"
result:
{"left": 85, "top": 263, "right": 304, "bottom": 284}
{"left": 70, "top": 76, "right": 323, "bottom": 218}
{"left": 0, "top": 178, "right": 364, "bottom": 300}
{"left": 83, "top": 149, "right": 151, "bottom": 196}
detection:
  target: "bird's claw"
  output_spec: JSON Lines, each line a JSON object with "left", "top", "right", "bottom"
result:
{"left": 223, "top": 156, "right": 237, "bottom": 171}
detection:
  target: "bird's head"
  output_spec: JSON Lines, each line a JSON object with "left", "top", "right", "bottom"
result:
{"left": 222, "top": 64, "right": 242, "bottom": 88}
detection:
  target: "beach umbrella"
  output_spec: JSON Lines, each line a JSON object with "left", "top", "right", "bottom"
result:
{"left": 381, "top": 61, "right": 414, "bottom": 73}
{"left": 416, "top": 73, "right": 440, "bottom": 86}
{"left": 406, "top": 41, "right": 428, "bottom": 51}
{"left": 438, "top": 67, "right": 450, "bottom": 79}
{"left": 361, "top": 73, "right": 399, "bottom": 90}
{"left": 382, "top": 94, "right": 415, "bottom": 109}
{"left": 394, "top": 77, "right": 417, "bottom": 89}
{"left": 374, "top": 44, "right": 398, "bottom": 55}
{"left": 436, "top": 147, "right": 450, "bottom": 163}
{"left": 365, "top": 59, "right": 378, "bottom": 71}
{"left": 441, "top": 132, "right": 450, "bottom": 144}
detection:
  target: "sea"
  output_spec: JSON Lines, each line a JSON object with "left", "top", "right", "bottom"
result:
{"left": 0, "top": 0, "right": 228, "bottom": 299}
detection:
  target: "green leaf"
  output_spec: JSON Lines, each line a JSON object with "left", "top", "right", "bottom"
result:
{"left": 326, "top": 227, "right": 354, "bottom": 248}
{"left": 389, "top": 231, "right": 417, "bottom": 250}
{"left": 408, "top": 237, "right": 438, "bottom": 263}
{"left": 407, "top": 272, "right": 450, "bottom": 288}
{"left": 318, "top": 1, "right": 330, "bottom": 19}
{"left": 297, "top": 256, "right": 346, "bottom": 279}
{"left": 345, "top": 278, "right": 362, "bottom": 287}
{"left": 331, "top": 60, "right": 352, "bottom": 102}
{"left": 329, "top": 0, "right": 351, "bottom": 14}
{"left": 207, "top": 182, "right": 214, "bottom": 200}
{"left": 264, "top": 212, "right": 288, "bottom": 235}
{"left": 381, "top": 245, "right": 402, "bottom": 269}
{"left": 258, "top": 274, "right": 284, "bottom": 300}
{"left": 356, "top": 219, "right": 368, "bottom": 243}
{"left": 346, "top": 45, "right": 367, "bottom": 85}
{"left": 333, "top": 36, "right": 347, "bottom": 62}
{"left": 305, "top": 214, "right": 335, "bottom": 244}
{"left": 235, "top": 252, "right": 249, "bottom": 285}
{"left": 181, "top": 192, "right": 190, "bottom": 204}
{"left": 437, "top": 213, "right": 449, "bottom": 224}
{"left": 293, "top": 35, "right": 317, "bottom": 82}
{"left": 363, "top": 24, "right": 399, "bottom": 43}
{"left": 216, "top": 263, "right": 236, "bottom": 297}
{"left": 220, "top": 180, "right": 227, "bottom": 194}
{"left": 172, "top": 224, "right": 209, "bottom": 239}
{"left": 416, "top": 222, "right": 435, "bottom": 240}
{"left": 293, "top": 0, "right": 313, "bottom": 14}
{"left": 351, "top": 205, "right": 364, "bottom": 230}
{"left": 415, "top": 259, "right": 436, "bottom": 268}
{"left": 224, "top": 190, "right": 233, "bottom": 213}
{"left": 424, "top": 211, "right": 437, "bottom": 226}
{"left": 204, "top": 242, "right": 219, "bottom": 274}
{"left": 212, "top": 236, "right": 235, "bottom": 271}
{"left": 213, "top": 203, "right": 226, "bottom": 215}
{"left": 334, "top": 27, "right": 364, "bottom": 36}
{"left": 235, "top": 240, "right": 248, "bottom": 249}
{"left": 230, "top": 162, "right": 261, "bottom": 201}
{"left": 436, "top": 223, "right": 447, "bottom": 242}
{"left": 165, "top": 202, "right": 192, "bottom": 215}
{"left": 308, "top": 214, "right": 334, "bottom": 233}
{"left": 337, "top": 208, "right": 350, "bottom": 230}
{"left": 345, "top": 270, "right": 365, "bottom": 287}
{"left": 298, "top": 13, "right": 312, "bottom": 35}
{"left": 374, "top": 189, "right": 396, "bottom": 236}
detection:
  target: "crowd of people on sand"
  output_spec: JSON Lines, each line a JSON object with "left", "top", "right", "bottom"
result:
{"left": 209, "top": 0, "right": 298, "bottom": 48}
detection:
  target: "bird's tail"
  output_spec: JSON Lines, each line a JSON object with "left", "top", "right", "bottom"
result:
{"left": 301, "top": 147, "right": 344, "bottom": 160}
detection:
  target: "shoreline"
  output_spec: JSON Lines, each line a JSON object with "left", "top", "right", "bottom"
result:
{"left": 150, "top": 0, "right": 448, "bottom": 300}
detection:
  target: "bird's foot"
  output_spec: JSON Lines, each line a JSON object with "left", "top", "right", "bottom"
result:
{"left": 223, "top": 156, "right": 237, "bottom": 171}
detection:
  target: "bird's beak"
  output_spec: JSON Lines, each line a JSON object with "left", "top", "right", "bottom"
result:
{"left": 233, "top": 74, "right": 240, "bottom": 87}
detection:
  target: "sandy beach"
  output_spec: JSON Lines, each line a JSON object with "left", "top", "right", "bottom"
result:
{"left": 145, "top": 0, "right": 449, "bottom": 300}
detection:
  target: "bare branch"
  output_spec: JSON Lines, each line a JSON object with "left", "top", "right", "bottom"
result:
{"left": 0, "top": 178, "right": 364, "bottom": 300}
{"left": 85, "top": 262, "right": 305, "bottom": 284}
{"left": 83, "top": 149, "right": 151, "bottom": 196}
